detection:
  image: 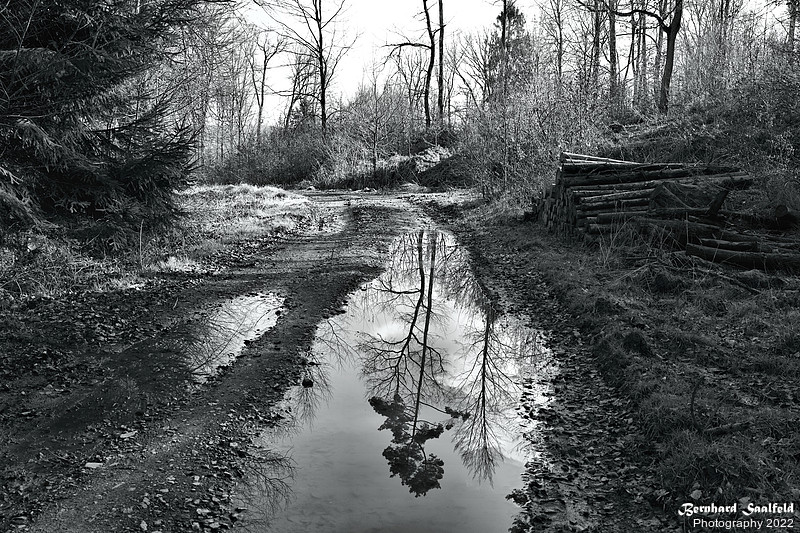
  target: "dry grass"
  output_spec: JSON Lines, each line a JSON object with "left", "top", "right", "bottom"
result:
{"left": 142, "top": 184, "right": 312, "bottom": 267}
{"left": 0, "top": 184, "right": 312, "bottom": 298}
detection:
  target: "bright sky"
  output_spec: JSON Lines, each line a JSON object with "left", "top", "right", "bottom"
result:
{"left": 246, "top": 0, "right": 520, "bottom": 107}
{"left": 329, "top": 0, "right": 504, "bottom": 94}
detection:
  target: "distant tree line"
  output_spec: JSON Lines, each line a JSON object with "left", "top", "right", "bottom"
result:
{"left": 3, "top": 0, "right": 798, "bottom": 239}
{"left": 203, "top": 0, "right": 798, "bottom": 199}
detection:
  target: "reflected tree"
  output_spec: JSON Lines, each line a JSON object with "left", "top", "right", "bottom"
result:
{"left": 317, "top": 230, "right": 548, "bottom": 494}
{"left": 369, "top": 394, "right": 450, "bottom": 497}
{"left": 233, "top": 449, "right": 296, "bottom": 531}
{"left": 364, "top": 230, "right": 460, "bottom": 496}
{"left": 451, "top": 309, "right": 542, "bottom": 483}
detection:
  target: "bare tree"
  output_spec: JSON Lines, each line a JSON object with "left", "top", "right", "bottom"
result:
{"left": 392, "top": 50, "right": 427, "bottom": 152}
{"left": 248, "top": 30, "right": 286, "bottom": 143}
{"left": 388, "top": 0, "right": 444, "bottom": 131}
{"left": 591, "top": 0, "right": 602, "bottom": 97}
{"left": 459, "top": 31, "right": 493, "bottom": 106}
{"left": 344, "top": 61, "right": 402, "bottom": 176}
{"left": 283, "top": 49, "right": 319, "bottom": 130}
{"left": 423, "top": 0, "right": 437, "bottom": 130}
{"left": 540, "top": 0, "right": 567, "bottom": 86}
{"left": 261, "top": 0, "right": 355, "bottom": 132}
{"left": 607, "top": 0, "right": 620, "bottom": 102}
{"left": 583, "top": 0, "right": 683, "bottom": 112}
{"left": 437, "top": 0, "right": 446, "bottom": 126}
{"left": 790, "top": 0, "right": 799, "bottom": 60}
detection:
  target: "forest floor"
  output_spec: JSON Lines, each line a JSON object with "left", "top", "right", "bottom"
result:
{"left": 422, "top": 194, "right": 800, "bottom": 533}
{"left": 1, "top": 187, "right": 799, "bottom": 533}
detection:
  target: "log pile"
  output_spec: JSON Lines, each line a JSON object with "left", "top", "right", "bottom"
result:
{"left": 538, "top": 152, "right": 800, "bottom": 272}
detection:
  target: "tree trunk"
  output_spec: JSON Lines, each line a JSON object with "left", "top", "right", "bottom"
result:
{"left": 423, "top": 0, "right": 435, "bottom": 131}
{"left": 608, "top": 0, "right": 619, "bottom": 103}
{"left": 626, "top": 5, "right": 637, "bottom": 104}
{"left": 658, "top": 0, "right": 682, "bottom": 114}
{"left": 437, "top": 0, "right": 445, "bottom": 127}
{"left": 652, "top": 0, "right": 665, "bottom": 104}
{"left": 592, "top": 0, "right": 602, "bottom": 98}
{"left": 315, "top": 1, "right": 328, "bottom": 132}
{"left": 638, "top": 11, "right": 648, "bottom": 108}
{"left": 790, "top": 0, "right": 798, "bottom": 60}
{"left": 686, "top": 243, "right": 800, "bottom": 271}
{"left": 555, "top": 0, "right": 564, "bottom": 85}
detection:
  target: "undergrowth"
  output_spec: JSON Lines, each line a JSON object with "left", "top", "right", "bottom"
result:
{"left": 566, "top": 241, "right": 800, "bottom": 506}
{"left": 0, "top": 184, "right": 312, "bottom": 299}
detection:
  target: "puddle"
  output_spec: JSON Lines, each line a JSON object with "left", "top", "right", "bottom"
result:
{"left": 237, "top": 230, "right": 553, "bottom": 532}
{"left": 186, "top": 293, "right": 284, "bottom": 381}
{"left": 42, "top": 292, "right": 284, "bottom": 435}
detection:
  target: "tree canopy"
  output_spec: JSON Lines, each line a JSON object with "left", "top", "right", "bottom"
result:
{"left": 0, "top": 0, "right": 207, "bottom": 242}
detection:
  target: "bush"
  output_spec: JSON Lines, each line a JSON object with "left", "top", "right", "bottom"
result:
{"left": 457, "top": 86, "right": 606, "bottom": 203}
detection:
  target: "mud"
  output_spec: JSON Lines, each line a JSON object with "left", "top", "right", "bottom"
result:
{"left": 1, "top": 190, "right": 685, "bottom": 533}
{"left": 1, "top": 193, "right": 422, "bottom": 532}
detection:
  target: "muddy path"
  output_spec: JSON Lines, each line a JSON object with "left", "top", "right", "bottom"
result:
{"left": 1, "top": 193, "right": 425, "bottom": 532}
{"left": 2, "top": 190, "right": 684, "bottom": 533}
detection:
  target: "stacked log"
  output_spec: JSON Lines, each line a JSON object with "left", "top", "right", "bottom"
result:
{"left": 539, "top": 152, "right": 752, "bottom": 239}
{"left": 538, "top": 152, "right": 800, "bottom": 272}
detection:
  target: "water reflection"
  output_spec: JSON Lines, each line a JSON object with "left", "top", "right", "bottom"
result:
{"left": 271, "top": 351, "right": 332, "bottom": 433}
{"left": 321, "top": 230, "right": 549, "bottom": 495}
{"left": 235, "top": 449, "right": 295, "bottom": 529}
{"left": 43, "top": 293, "right": 284, "bottom": 434}
{"left": 238, "top": 230, "right": 552, "bottom": 532}
{"left": 187, "top": 293, "right": 284, "bottom": 381}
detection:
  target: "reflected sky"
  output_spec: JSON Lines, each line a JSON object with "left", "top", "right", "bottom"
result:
{"left": 178, "top": 292, "right": 284, "bottom": 382}
{"left": 238, "top": 230, "right": 554, "bottom": 532}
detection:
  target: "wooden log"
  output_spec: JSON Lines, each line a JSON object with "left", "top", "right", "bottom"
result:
{"left": 698, "top": 238, "right": 759, "bottom": 252}
{"left": 561, "top": 163, "right": 692, "bottom": 178}
{"left": 685, "top": 243, "right": 800, "bottom": 271}
{"left": 575, "top": 205, "right": 649, "bottom": 219}
{"left": 634, "top": 218, "right": 725, "bottom": 245}
{"left": 560, "top": 152, "right": 640, "bottom": 165}
{"left": 650, "top": 181, "right": 730, "bottom": 212}
{"left": 594, "top": 208, "right": 708, "bottom": 223}
{"left": 649, "top": 183, "right": 690, "bottom": 209}
{"left": 775, "top": 204, "right": 798, "bottom": 228}
{"left": 576, "top": 197, "right": 650, "bottom": 211}
{"left": 571, "top": 187, "right": 657, "bottom": 197}
{"left": 576, "top": 189, "right": 654, "bottom": 204}
{"left": 704, "top": 189, "right": 729, "bottom": 217}
{"left": 562, "top": 168, "right": 746, "bottom": 187}
{"left": 566, "top": 173, "right": 752, "bottom": 193}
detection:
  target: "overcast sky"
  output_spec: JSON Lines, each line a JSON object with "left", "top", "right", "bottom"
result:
{"left": 336, "top": 0, "right": 505, "bottom": 92}
{"left": 246, "top": 0, "right": 526, "bottom": 114}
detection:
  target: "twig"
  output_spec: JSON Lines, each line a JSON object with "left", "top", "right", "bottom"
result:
{"left": 704, "top": 419, "right": 753, "bottom": 437}
{"left": 139, "top": 219, "right": 144, "bottom": 271}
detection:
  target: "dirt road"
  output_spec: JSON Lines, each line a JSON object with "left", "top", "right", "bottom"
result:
{"left": 2, "top": 190, "right": 684, "bottom": 533}
{"left": 1, "top": 193, "right": 428, "bottom": 532}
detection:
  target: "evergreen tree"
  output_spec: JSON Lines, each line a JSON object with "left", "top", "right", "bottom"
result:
{"left": 0, "top": 0, "right": 204, "bottom": 243}
{"left": 486, "top": 2, "right": 536, "bottom": 100}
